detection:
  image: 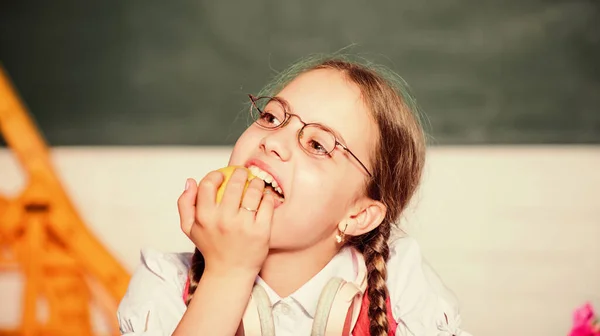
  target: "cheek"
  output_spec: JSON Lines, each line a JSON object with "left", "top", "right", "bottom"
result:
{"left": 269, "top": 181, "right": 358, "bottom": 247}
{"left": 293, "top": 172, "right": 357, "bottom": 221}
{"left": 229, "top": 129, "right": 260, "bottom": 164}
{"left": 268, "top": 166, "right": 364, "bottom": 247}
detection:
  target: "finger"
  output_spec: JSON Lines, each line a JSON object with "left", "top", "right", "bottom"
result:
{"left": 196, "top": 170, "right": 225, "bottom": 216}
{"left": 220, "top": 167, "right": 249, "bottom": 214}
{"left": 178, "top": 178, "right": 198, "bottom": 235}
{"left": 240, "top": 177, "right": 265, "bottom": 215}
{"left": 254, "top": 191, "right": 275, "bottom": 232}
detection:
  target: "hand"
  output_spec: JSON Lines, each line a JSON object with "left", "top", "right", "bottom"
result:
{"left": 177, "top": 168, "right": 275, "bottom": 276}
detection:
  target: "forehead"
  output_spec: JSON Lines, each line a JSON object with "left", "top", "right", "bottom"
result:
{"left": 277, "top": 69, "right": 378, "bottom": 150}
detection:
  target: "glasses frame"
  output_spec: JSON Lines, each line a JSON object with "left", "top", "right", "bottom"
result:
{"left": 248, "top": 94, "right": 373, "bottom": 178}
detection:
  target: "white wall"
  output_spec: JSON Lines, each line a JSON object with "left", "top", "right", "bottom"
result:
{"left": 1, "top": 146, "right": 599, "bottom": 335}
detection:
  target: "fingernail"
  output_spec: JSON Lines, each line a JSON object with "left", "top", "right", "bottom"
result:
{"left": 185, "top": 179, "right": 190, "bottom": 191}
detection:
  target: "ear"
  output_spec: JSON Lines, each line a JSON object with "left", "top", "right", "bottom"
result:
{"left": 340, "top": 198, "right": 387, "bottom": 237}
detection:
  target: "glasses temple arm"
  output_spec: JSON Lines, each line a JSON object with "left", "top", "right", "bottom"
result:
{"left": 338, "top": 144, "right": 373, "bottom": 177}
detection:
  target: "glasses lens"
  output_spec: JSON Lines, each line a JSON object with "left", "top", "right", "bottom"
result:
{"left": 250, "top": 97, "right": 286, "bottom": 128}
{"left": 298, "top": 125, "right": 336, "bottom": 156}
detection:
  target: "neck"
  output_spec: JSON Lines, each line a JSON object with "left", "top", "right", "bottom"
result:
{"left": 259, "top": 239, "right": 339, "bottom": 298}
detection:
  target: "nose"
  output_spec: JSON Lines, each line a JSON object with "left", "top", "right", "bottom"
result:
{"left": 259, "top": 121, "right": 300, "bottom": 162}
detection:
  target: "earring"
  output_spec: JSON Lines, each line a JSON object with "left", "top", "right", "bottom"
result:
{"left": 336, "top": 222, "right": 348, "bottom": 243}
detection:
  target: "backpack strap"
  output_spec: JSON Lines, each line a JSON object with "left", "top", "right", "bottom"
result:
{"left": 311, "top": 248, "right": 368, "bottom": 336}
{"left": 311, "top": 277, "right": 345, "bottom": 335}
{"left": 325, "top": 280, "right": 362, "bottom": 336}
{"left": 182, "top": 248, "right": 369, "bottom": 336}
{"left": 346, "top": 248, "right": 368, "bottom": 331}
{"left": 242, "top": 284, "right": 275, "bottom": 336}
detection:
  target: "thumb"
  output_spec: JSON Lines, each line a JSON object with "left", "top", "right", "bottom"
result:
{"left": 178, "top": 178, "right": 198, "bottom": 235}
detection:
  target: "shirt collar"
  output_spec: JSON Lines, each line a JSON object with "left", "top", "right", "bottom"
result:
{"left": 255, "top": 246, "right": 358, "bottom": 318}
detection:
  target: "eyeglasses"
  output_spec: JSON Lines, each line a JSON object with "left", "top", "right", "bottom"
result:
{"left": 248, "top": 94, "right": 373, "bottom": 177}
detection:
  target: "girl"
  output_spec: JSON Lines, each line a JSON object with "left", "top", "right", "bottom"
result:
{"left": 117, "top": 55, "right": 472, "bottom": 336}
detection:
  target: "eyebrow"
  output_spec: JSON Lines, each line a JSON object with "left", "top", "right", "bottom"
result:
{"left": 274, "top": 96, "right": 349, "bottom": 146}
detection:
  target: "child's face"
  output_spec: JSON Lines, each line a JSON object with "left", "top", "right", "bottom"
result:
{"left": 229, "top": 68, "right": 379, "bottom": 249}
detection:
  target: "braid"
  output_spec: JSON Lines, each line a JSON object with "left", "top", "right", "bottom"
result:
{"left": 311, "top": 57, "right": 424, "bottom": 335}
{"left": 355, "top": 223, "right": 391, "bottom": 336}
{"left": 184, "top": 248, "right": 205, "bottom": 306}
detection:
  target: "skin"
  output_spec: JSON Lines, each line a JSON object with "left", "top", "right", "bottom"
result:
{"left": 173, "top": 69, "right": 387, "bottom": 336}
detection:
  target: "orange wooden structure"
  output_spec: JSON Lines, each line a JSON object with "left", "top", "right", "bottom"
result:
{"left": 0, "top": 65, "right": 131, "bottom": 335}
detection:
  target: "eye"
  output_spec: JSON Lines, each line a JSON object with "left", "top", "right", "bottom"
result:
{"left": 259, "top": 111, "right": 282, "bottom": 126}
{"left": 253, "top": 98, "right": 286, "bottom": 128}
{"left": 299, "top": 127, "right": 333, "bottom": 155}
{"left": 307, "top": 139, "right": 328, "bottom": 154}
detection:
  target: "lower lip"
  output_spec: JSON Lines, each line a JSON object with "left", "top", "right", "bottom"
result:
{"left": 263, "top": 190, "right": 284, "bottom": 209}
{"left": 272, "top": 196, "right": 284, "bottom": 209}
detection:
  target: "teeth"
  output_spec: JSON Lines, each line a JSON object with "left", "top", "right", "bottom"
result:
{"left": 263, "top": 174, "right": 273, "bottom": 184}
{"left": 248, "top": 166, "right": 260, "bottom": 176}
{"left": 248, "top": 165, "right": 284, "bottom": 197}
{"left": 257, "top": 171, "right": 268, "bottom": 181}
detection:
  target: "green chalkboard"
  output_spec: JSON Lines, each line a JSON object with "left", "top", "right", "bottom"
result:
{"left": 1, "top": 0, "right": 599, "bottom": 146}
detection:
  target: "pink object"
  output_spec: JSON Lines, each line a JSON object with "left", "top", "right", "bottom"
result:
{"left": 182, "top": 277, "right": 190, "bottom": 303}
{"left": 352, "top": 292, "right": 397, "bottom": 335}
{"left": 569, "top": 303, "right": 600, "bottom": 336}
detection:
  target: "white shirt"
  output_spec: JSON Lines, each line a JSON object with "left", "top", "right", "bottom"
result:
{"left": 117, "top": 237, "right": 472, "bottom": 336}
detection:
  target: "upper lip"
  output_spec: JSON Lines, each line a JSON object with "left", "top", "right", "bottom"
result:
{"left": 244, "top": 159, "right": 285, "bottom": 196}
